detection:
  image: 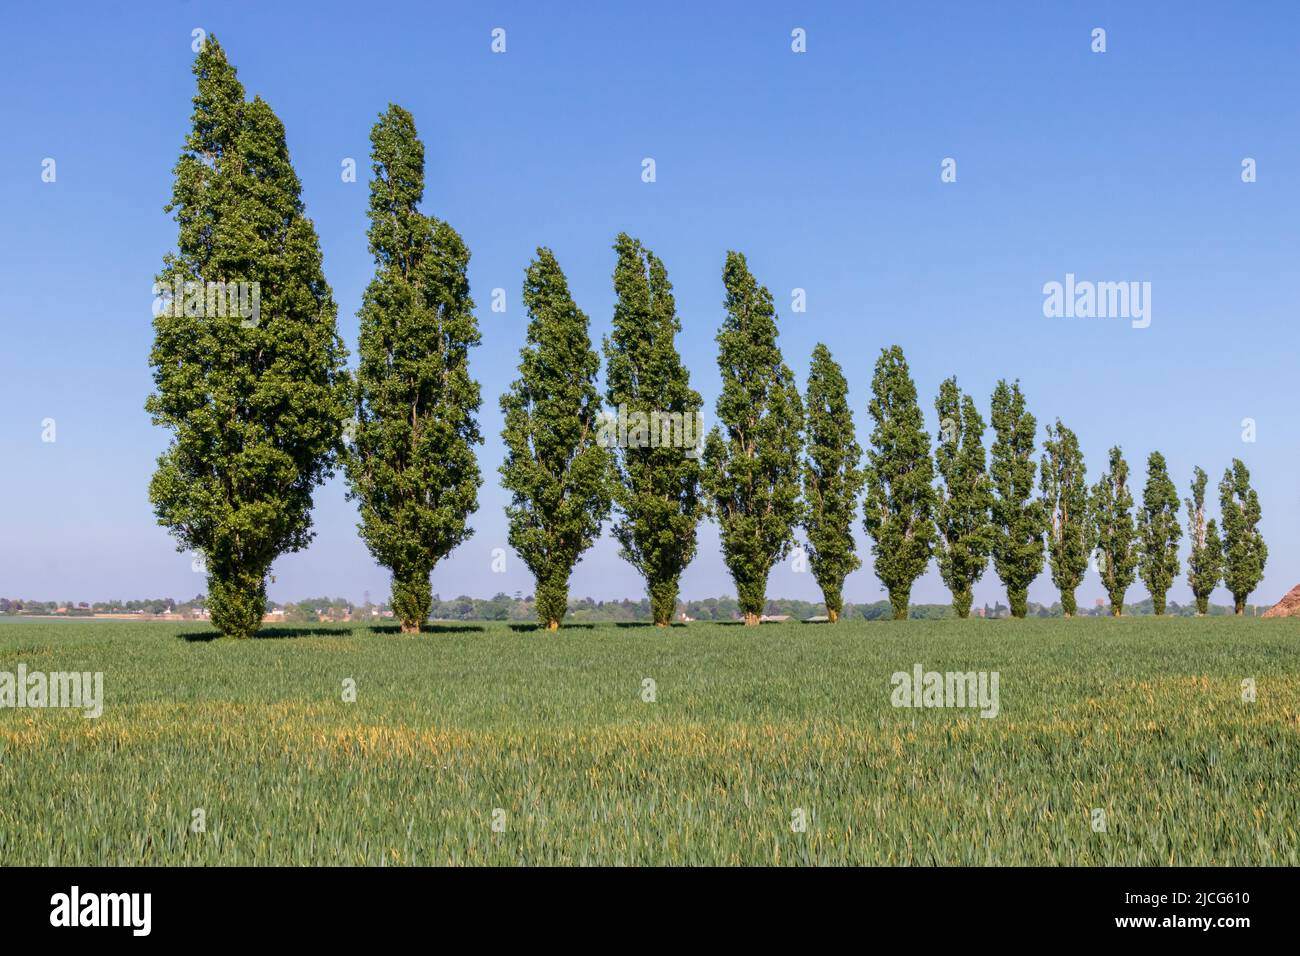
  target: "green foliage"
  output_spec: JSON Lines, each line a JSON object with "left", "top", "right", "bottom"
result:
{"left": 1136, "top": 451, "right": 1182, "bottom": 615}
{"left": 344, "top": 105, "right": 482, "bottom": 633}
{"left": 800, "top": 344, "right": 864, "bottom": 622}
{"left": 499, "top": 249, "right": 613, "bottom": 629}
{"left": 1090, "top": 446, "right": 1138, "bottom": 616}
{"left": 1184, "top": 466, "right": 1223, "bottom": 616}
{"left": 862, "top": 346, "right": 936, "bottom": 620}
{"left": 989, "top": 381, "right": 1045, "bottom": 618}
{"left": 1039, "top": 419, "right": 1089, "bottom": 617}
{"left": 145, "top": 37, "right": 349, "bottom": 638}
{"left": 603, "top": 235, "right": 703, "bottom": 625}
{"left": 933, "top": 377, "right": 993, "bottom": 618}
{"left": 701, "top": 253, "right": 804, "bottom": 624}
{"left": 1219, "top": 459, "right": 1267, "bottom": 614}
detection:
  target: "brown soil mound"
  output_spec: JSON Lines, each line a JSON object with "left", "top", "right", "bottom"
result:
{"left": 1262, "top": 584, "right": 1300, "bottom": 618}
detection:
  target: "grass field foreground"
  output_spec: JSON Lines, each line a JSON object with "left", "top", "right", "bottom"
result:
{"left": 0, "top": 617, "right": 1296, "bottom": 865}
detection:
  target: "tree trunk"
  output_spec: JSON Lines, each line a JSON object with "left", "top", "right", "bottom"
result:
{"left": 1007, "top": 587, "right": 1028, "bottom": 619}
{"left": 827, "top": 608, "right": 838, "bottom": 623}
{"left": 209, "top": 569, "right": 268, "bottom": 639}
{"left": 952, "top": 588, "right": 973, "bottom": 619}
{"left": 743, "top": 611, "right": 759, "bottom": 626}
{"left": 546, "top": 619, "right": 560, "bottom": 631}
{"left": 391, "top": 572, "right": 432, "bottom": 636}
{"left": 1060, "top": 590, "right": 1077, "bottom": 619}
{"left": 889, "top": 586, "right": 911, "bottom": 621}
{"left": 649, "top": 582, "right": 678, "bottom": 629}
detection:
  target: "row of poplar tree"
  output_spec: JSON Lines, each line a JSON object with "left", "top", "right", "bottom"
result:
{"left": 147, "top": 40, "right": 1268, "bottom": 637}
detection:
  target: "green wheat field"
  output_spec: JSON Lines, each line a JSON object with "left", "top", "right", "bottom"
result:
{"left": 0, "top": 617, "right": 1296, "bottom": 865}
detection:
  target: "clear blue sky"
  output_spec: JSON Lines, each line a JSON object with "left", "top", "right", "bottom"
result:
{"left": 1, "top": 1, "right": 1296, "bottom": 609}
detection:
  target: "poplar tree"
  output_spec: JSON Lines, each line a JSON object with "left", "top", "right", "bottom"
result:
{"left": 603, "top": 234, "right": 703, "bottom": 626}
{"left": 1039, "top": 419, "right": 1089, "bottom": 617}
{"left": 343, "top": 105, "right": 482, "bottom": 634}
{"left": 989, "top": 381, "right": 1044, "bottom": 618}
{"left": 801, "top": 344, "right": 864, "bottom": 623}
{"left": 1090, "top": 446, "right": 1138, "bottom": 616}
{"left": 146, "top": 37, "right": 349, "bottom": 638}
{"left": 862, "top": 346, "right": 936, "bottom": 620}
{"left": 701, "top": 252, "right": 804, "bottom": 626}
{"left": 500, "top": 249, "right": 612, "bottom": 630}
{"left": 1184, "top": 466, "right": 1222, "bottom": 616}
{"left": 1136, "top": 451, "right": 1181, "bottom": 615}
{"left": 933, "top": 377, "right": 993, "bottom": 619}
{"left": 1219, "top": 459, "right": 1267, "bottom": 614}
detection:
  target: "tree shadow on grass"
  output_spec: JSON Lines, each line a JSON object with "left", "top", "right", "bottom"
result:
{"left": 611, "top": 622, "right": 689, "bottom": 629}
{"left": 366, "top": 624, "right": 486, "bottom": 636}
{"left": 178, "top": 626, "right": 345, "bottom": 643}
{"left": 507, "top": 622, "right": 596, "bottom": 633}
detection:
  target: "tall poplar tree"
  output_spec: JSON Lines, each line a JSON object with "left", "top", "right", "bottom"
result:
{"left": 500, "top": 249, "right": 612, "bottom": 630}
{"left": 862, "top": 346, "right": 935, "bottom": 620}
{"left": 1136, "top": 451, "right": 1181, "bottom": 615}
{"left": 801, "top": 344, "right": 864, "bottom": 623}
{"left": 701, "top": 252, "right": 804, "bottom": 626}
{"left": 344, "top": 105, "right": 482, "bottom": 634}
{"left": 1219, "top": 459, "right": 1267, "bottom": 614}
{"left": 1090, "top": 446, "right": 1138, "bottom": 616}
{"left": 1039, "top": 419, "right": 1089, "bottom": 617}
{"left": 603, "top": 234, "right": 703, "bottom": 626}
{"left": 933, "top": 377, "right": 993, "bottom": 619}
{"left": 989, "top": 380, "right": 1044, "bottom": 618}
{"left": 1184, "top": 466, "right": 1222, "bottom": 616}
{"left": 146, "top": 37, "right": 349, "bottom": 638}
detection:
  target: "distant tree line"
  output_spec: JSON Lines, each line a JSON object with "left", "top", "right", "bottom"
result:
{"left": 426, "top": 594, "right": 1267, "bottom": 623}
{"left": 0, "top": 597, "right": 201, "bottom": 616}
{"left": 0, "top": 593, "right": 1270, "bottom": 623}
{"left": 144, "top": 39, "right": 1270, "bottom": 637}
